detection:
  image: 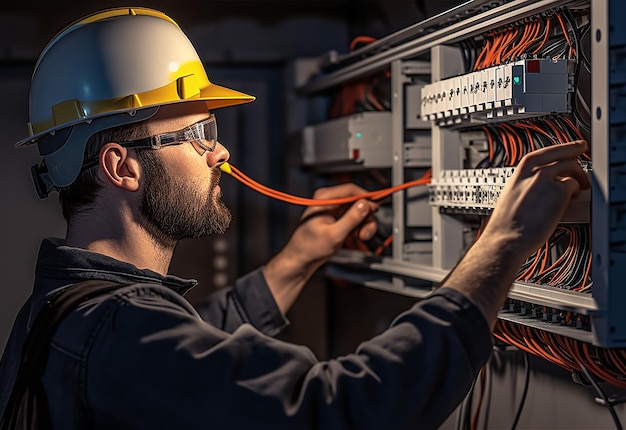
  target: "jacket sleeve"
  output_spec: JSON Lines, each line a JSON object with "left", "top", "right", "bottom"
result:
{"left": 82, "top": 286, "right": 493, "bottom": 430}
{"left": 193, "top": 268, "right": 289, "bottom": 336}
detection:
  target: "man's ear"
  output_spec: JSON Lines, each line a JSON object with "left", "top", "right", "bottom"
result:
{"left": 99, "top": 143, "right": 141, "bottom": 192}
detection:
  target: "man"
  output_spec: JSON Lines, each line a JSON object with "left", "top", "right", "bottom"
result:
{"left": 0, "top": 7, "right": 589, "bottom": 430}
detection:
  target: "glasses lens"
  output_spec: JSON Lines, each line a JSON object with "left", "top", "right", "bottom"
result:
{"left": 185, "top": 116, "right": 217, "bottom": 153}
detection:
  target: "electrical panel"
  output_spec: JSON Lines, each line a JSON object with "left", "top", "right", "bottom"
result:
{"left": 294, "top": 0, "right": 626, "bottom": 382}
{"left": 300, "top": 112, "right": 393, "bottom": 167}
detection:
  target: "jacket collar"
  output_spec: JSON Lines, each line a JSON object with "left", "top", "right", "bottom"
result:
{"left": 34, "top": 238, "right": 197, "bottom": 296}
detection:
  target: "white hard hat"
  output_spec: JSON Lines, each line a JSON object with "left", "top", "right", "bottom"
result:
{"left": 19, "top": 7, "right": 255, "bottom": 196}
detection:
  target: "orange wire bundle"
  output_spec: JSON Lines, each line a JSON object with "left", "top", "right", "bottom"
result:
{"left": 494, "top": 321, "right": 626, "bottom": 389}
{"left": 473, "top": 16, "right": 553, "bottom": 70}
{"left": 220, "top": 162, "right": 431, "bottom": 206}
{"left": 480, "top": 115, "right": 592, "bottom": 168}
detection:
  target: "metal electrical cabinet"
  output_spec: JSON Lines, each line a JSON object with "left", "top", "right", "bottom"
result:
{"left": 293, "top": 0, "right": 626, "bottom": 354}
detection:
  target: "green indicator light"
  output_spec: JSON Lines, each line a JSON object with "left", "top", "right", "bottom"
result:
{"left": 513, "top": 75, "right": 521, "bottom": 85}
{"left": 355, "top": 132, "right": 363, "bottom": 138}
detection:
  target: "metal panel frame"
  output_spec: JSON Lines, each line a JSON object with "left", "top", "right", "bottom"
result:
{"left": 590, "top": 0, "right": 626, "bottom": 346}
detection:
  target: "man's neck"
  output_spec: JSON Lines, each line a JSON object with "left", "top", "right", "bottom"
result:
{"left": 66, "top": 220, "right": 174, "bottom": 276}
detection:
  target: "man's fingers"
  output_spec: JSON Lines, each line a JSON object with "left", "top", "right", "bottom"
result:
{"left": 520, "top": 140, "right": 588, "bottom": 172}
{"left": 540, "top": 158, "right": 591, "bottom": 192}
{"left": 358, "top": 217, "right": 378, "bottom": 241}
{"left": 558, "top": 176, "right": 587, "bottom": 199}
{"left": 331, "top": 199, "right": 376, "bottom": 241}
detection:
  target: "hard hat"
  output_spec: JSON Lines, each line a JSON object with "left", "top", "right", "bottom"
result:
{"left": 18, "top": 7, "right": 256, "bottom": 197}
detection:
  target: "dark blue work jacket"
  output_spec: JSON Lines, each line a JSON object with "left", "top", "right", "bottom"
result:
{"left": 0, "top": 237, "right": 492, "bottom": 429}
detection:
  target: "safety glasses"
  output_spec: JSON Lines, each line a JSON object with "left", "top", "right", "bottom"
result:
{"left": 120, "top": 114, "right": 218, "bottom": 154}
{"left": 80, "top": 114, "right": 218, "bottom": 172}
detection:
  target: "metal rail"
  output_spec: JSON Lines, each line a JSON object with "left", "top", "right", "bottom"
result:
{"left": 297, "top": 0, "right": 572, "bottom": 95}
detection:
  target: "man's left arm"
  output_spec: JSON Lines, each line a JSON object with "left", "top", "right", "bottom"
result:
{"left": 195, "top": 183, "right": 378, "bottom": 335}
{"left": 263, "top": 184, "right": 378, "bottom": 313}
{"left": 193, "top": 268, "right": 288, "bottom": 336}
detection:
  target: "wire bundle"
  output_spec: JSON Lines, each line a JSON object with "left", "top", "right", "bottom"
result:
{"left": 517, "top": 224, "right": 592, "bottom": 292}
{"left": 471, "top": 7, "right": 582, "bottom": 72}
{"left": 493, "top": 321, "right": 626, "bottom": 429}
{"left": 494, "top": 320, "right": 626, "bottom": 390}
{"left": 328, "top": 35, "right": 391, "bottom": 118}
{"left": 475, "top": 115, "right": 590, "bottom": 168}
{"left": 473, "top": 15, "right": 553, "bottom": 70}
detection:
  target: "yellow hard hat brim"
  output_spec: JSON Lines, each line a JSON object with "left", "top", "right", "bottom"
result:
{"left": 199, "top": 82, "right": 256, "bottom": 110}
{"left": 16, "top": 81, "right": 255, "bottom": 147}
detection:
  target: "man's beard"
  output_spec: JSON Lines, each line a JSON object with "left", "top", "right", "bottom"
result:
{"left": 137, "top": 150, "right": 232, "bottom": 247}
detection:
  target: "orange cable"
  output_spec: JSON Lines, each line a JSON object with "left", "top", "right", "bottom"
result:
{"left": 375, "top": 234, "right": 394, "bottom": 256}
{"left": 518, "top": 324, "right": 567, "bottom": 368}
{"left": 503, "top": 123, "right": 523, "bottom": 164}
{"left": 519, "top": 123, "right": 536, "bottom": 152}
{"left": 549, "top": 226, "right": 576, "bottom": 286}
{"left": 539, "top": 331, "right": 577, "bottom": 372}
{"left": 531, "top": 17, "right": 552, "bottom": 55}
{"left": 510, "top": 21, "right": 532, "bottom": 60}
{"left": 493, "top": 28, "right": 516, "bottom": 66}
{"left": 473, "top": 37, "right": 491, "bottom": 70}
{"left": 483, "top": 33, "right": 502, "bottom": 67}
{"left": 606, "top": 349, "right": 626, "bottom": 376}
{"left": 559, "top": 115, "right": 585, "bottom": 140}
{"left": 497, "top": 127, "right": 511, "bottom": 166}
{"left": 556, "top": 13, "right": 576, "bottom": 57}
{"left": 221, "top": 163, "right": 431, "bottom": 206}
{"left": 544, "top": 119, "right": 568, "bottom": 144}
{"left": 517, "top": 244, "right": 545, "bottom": 281}
{"left": 350, "top": 35, "right": 377, "bottom": 52}
{"left": 521, "top": 20, "right": 541, "bottom": 57}
{"left": 471, "top": 366, "right": 488, "bottom": 430}
{"left": 539, "top": 242, "right": 550, "bottom": 273}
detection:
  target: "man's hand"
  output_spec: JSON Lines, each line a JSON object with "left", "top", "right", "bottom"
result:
{"left": 481, "top": 140, "right": 591, "bottom": 258}
{"left": 263, "top": 183, "right": 379, "bottom": 314}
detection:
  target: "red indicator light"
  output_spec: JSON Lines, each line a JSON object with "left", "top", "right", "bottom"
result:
{"left": 526, "top": 59, "right": 540, "bottom": 73}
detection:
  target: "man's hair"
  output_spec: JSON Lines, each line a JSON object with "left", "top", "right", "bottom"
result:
{"left": 59, "top": 121, "right": 150, "bottom": 221}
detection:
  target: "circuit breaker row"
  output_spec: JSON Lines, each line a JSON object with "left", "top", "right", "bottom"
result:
{"left": 428, "top": 167, "right": 514, "bottom": 210}
{"left": 420, "top": 59, "right": 572, "bottom": 122}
